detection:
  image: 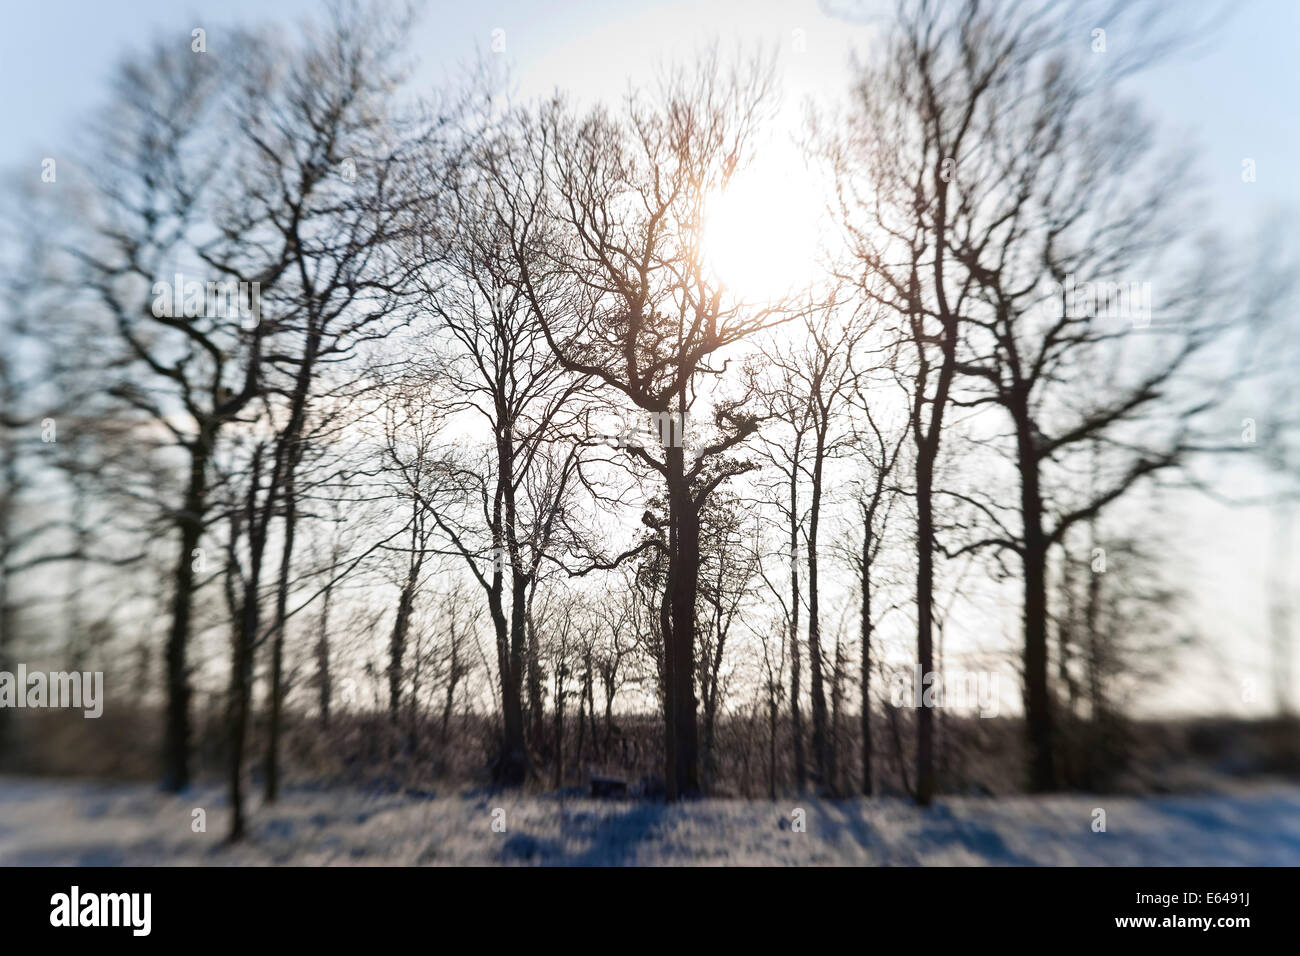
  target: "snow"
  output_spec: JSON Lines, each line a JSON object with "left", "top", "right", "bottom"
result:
{"left": 2, "top": 775, "right": 1299, "bottom": 865}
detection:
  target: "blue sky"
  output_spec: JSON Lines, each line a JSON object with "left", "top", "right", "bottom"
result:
{"left": 4, "top": 0, "right": 1296, "bottom": 224}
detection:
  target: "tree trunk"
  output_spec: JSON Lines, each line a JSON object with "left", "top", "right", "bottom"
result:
{"left": 767, "top": 688, "right": 778, "bottom": 800}
{"left": 228, "top": 446, "right": 265, "bottom": 842}
{"left": 1013, "top": 398, "right": 1056, "bottom": 793}
{"left": 227, "top": 593, "right": 255, "bottom": 842}
{"left": 807, "top": 430, "right": 830, "bottom": 792}
{"left": 497, "top": 564, "right": 529, "bottom": 784}
{"left": 552, "top": 665, "right": 565, "bottom": 789}
{"left": 911, "top": 160, "right": 960, "bottom": 807}
{"left": 526, "top": 609, "right": 544, "bottom": 747}
{"left": 887, "top": 698, "right": 913, "bottom": 797}
{"left": 788, "top": 466, "right": 807, "bottom": 792}
{"left": 860, "top": 517, "right": 874, "bottom": 795}
{"left": 163, "top": 432, "right": 213, "bottom": 792}
{"left": 1084, "top": 518, "right": 1103, "bottom": 786}
{"left": 486, "top": 570, "right": 513, "bottom": 777}
{"left": 388, "top": 513, "right": 423, "bottom": 727}
{"left": 262, "top": 321, "right": 318, "bottom": 801}
{"left": 701, "top": 566, "right": 726, "bottom": 789}
{"left": 441, "top": 614, "right": 460, "bottom": 747}
{"left": 315, "top": 562, "right": 335, "bottom": 730}
{"left": 264, "top": 471, "right": 297, "bottom": 803}
{"left": 585, "top": 659, "right": 598, "bottom": 759}
{"left": 914, "top": 444, "right": 937, "bottom": 806}
{"left": 831, "top": 641, "right": 844, "bottom": 796}
{"left": 491, "top": 413, "right": 529, "bottom": 785}
{"left": 602, "top": 668, "right": 617, "bottom": 751}
{"left": 664, "top": 443, "right": 701, "bottom": 799}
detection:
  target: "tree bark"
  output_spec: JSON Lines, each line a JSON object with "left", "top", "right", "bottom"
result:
{"left": 914, "top": 443, "right": 937, "bottom": 806}
{"left": 860, "top": 518, "right": 874, "bottom": 796}
{"left": 315, "top": 552, "right": 336, "bottom": 730}
{"left": 526, "top": 609, "right": 544, "bottom": 747}
{"left": 807, "top": 426, "right": 830, "bottom": 792}
{"left": 1012, "top": 394, "right": 1056, "bottom": 792}
{"left": 264, "top": 470, "right": 297, "bottom": 803}
{"left": 162, "top": 430, "right": 214, "bottom": 793}
{"left": 228, "top": 446, "right": 265, "bottom": 842}
{"left": 788, "top": 463, "right": 807, "bottom": 792}
{"left": 664, "top": 442, "right": 701, "bottom": 799}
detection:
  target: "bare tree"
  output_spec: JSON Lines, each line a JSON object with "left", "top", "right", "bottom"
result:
{"left": 696, "top": 492, "right": 760, "bottom": 789}
{"left": 752, "top": 352, "right": 816, "bottom": 792}
{"left": 514, "top": 53, "right": 799, "bottom": 798}
{"left": 78, "top": 41, "right": 269, "bottom": 792}
{"left": 759, "top": 309, "right": 867, "bottom": 792}
{"left": 845, "top": 368, "right": 907, "bottom": 795}
{"left": 827, "top": 4, "right": 981, "bottom": 802}
{"left": 401, "top": 89, "right": 590, "bottom": 784}
{"left": 826, "top": 0, "right": 1236, "bottom": 798}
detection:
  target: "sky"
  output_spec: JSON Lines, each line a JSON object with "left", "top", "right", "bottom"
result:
{"left": 5, "top": 0, "right": 1296, "bottom": 208}
{"left": 3, "top": 0, "right": 1296, "bottom": 248}
{"left": 2, "top": 0, "right": 1297, "bottom": 717}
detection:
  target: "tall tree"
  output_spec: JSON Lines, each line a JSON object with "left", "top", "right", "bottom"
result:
{"left": 877, "top": 0, "right": 1240, "bottom": 791}
{"left": 404, "top": 93, "right": 589, "bottom": 784}
{"left": 516, "top": 54, "right": 796, "bottom": 799}
{"left": 214, "top": 7, "right": 420, "bottom": 807}
{"left": 759, "top": 310, "right": 863, "bottom": 792}
{"left": 828, "top": 3, "right": 983, "bottom": 803}
{"left": 79, "top": 42, "right": 268, "bottom": 791}
{"left": 845, "top": 371, "right": 906, "bottom": 795}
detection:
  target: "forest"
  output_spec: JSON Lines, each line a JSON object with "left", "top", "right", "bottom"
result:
{"left": 0, "top": 0, "right": 1296, "bottom": 858}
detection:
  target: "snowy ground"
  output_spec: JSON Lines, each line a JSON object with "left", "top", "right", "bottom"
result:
{"left": 3, "top": 775, "right": 1299, "bottom": 865}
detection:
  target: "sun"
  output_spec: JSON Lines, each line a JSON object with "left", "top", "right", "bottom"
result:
{"left": 702, "top": 151, "right": 826, "bottom": 303}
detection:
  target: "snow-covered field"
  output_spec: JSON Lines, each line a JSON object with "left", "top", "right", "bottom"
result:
{"left": 3, "top": 775, "right": 1299, "bottom": 865}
